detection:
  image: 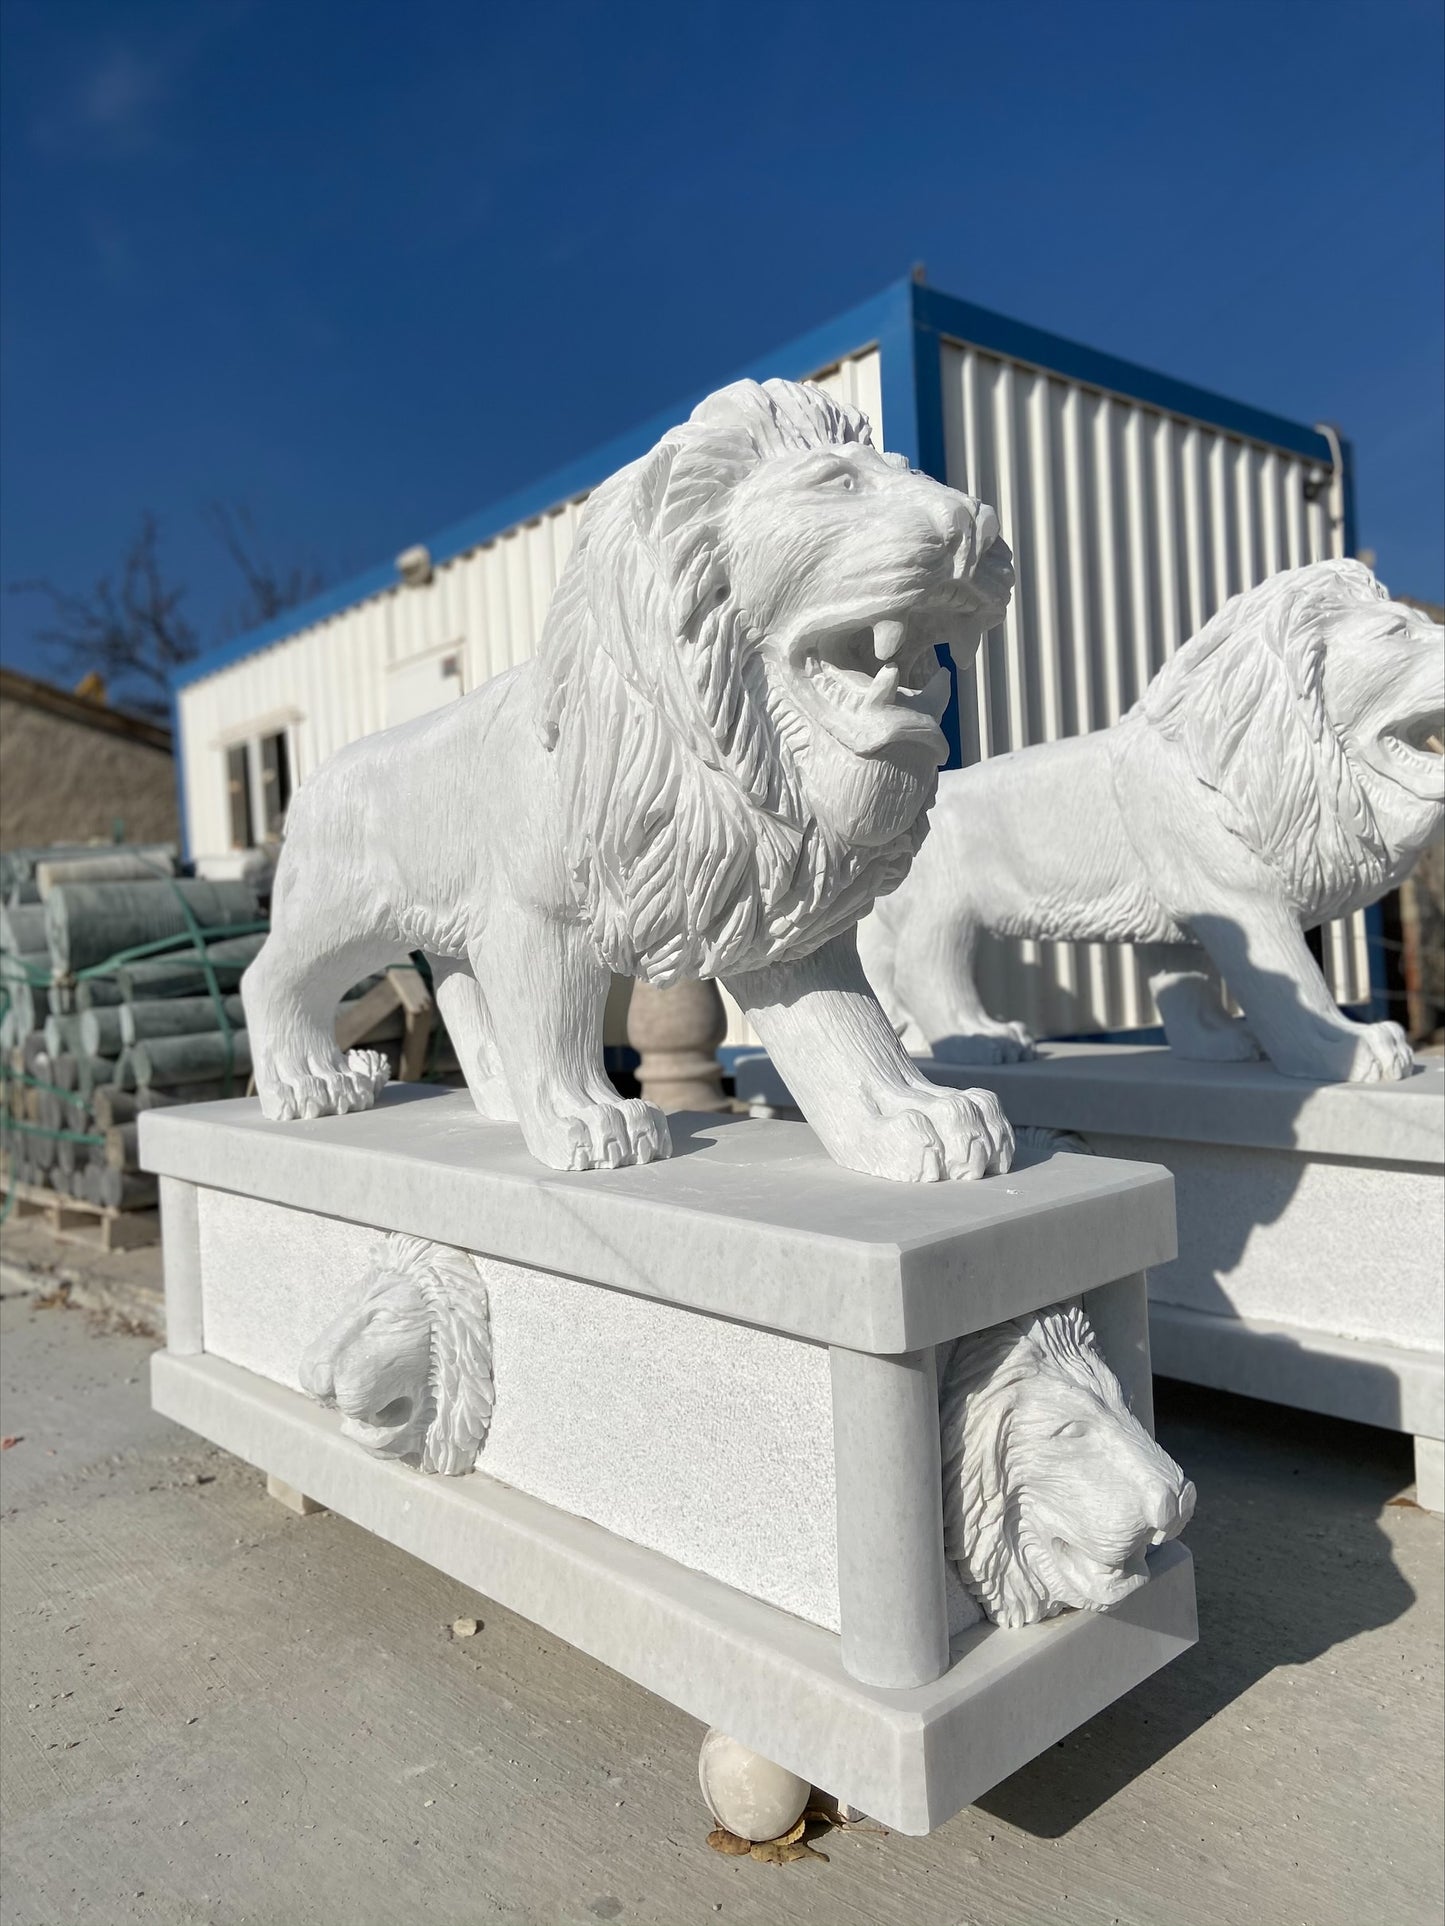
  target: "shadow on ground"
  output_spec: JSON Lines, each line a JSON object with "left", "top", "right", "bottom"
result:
{"left": 977, "top": 1374, "right": 1418, "bottom": 1837}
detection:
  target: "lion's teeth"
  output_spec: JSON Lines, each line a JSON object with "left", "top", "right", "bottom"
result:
{"left": 873, "top": 619, "right": 907, "bottom": 662}
{"left": 1426, "top": 732, "right": 1444, "bottom": 755}
{"left": 869, "top": 664, "right": 900, "bottom": 706}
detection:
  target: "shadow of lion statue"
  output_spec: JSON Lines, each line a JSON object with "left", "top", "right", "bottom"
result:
{"left": 941, "top": 1302, "right": 1196, "bottom": 1629}
{"left": 859, "top": 559, "right": 1443, "bottom": 1081}
{"left": 244, "top": 377, "right": 1017, "bottom": 1179}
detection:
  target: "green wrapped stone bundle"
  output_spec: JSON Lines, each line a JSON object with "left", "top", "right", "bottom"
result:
{"left": 113, "top": 932, "right": 266, "bottom": 1001}
{"left": 131, "top": 1030, "right": 253, "bottom": 1088}
{"left": 44, "top": 879, "right": 260, "bottom": 976}
{"left": 117, "top": 994, "right": 247, "bottom": 1046}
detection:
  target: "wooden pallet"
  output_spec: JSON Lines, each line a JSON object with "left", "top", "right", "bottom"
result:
{"left": 335, "top": 964, "right": 436, "bottom": 1080}
{"left": 0, "top": 1175, "right": 159, "bottom": 1253}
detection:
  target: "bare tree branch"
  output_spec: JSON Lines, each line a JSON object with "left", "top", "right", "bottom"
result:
{"left": 9, "top": 505, "right": 327, "bottom": 720}
{"left": 9, "top": 514, "right": 198, "bottom": 720}
{"left": 202, "top": 501, "right": 325, "bottom": 635}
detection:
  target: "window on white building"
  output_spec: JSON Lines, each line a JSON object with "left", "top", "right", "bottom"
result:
{"left": 226, "top": 743, "right": 254, "bottom": 848}
{"left": 223, "top": 727, "right": 295, "bottom": 847}
{"left": 258, "top": 729, "right": 292, "bottom": 837}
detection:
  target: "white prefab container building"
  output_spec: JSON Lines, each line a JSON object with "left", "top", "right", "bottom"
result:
{"left": 172, "top": 277, "right": 1371, "bottom": 1046}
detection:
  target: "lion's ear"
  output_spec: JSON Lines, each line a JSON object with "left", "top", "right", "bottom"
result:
{"left": 619, "top": 439, "right": 723, "bottom": 634}
{"left": 634, "top": 441, "right": 734, "bottom": 638}
{"left": 627, "top": 438, "right": 678, "bottom": 544}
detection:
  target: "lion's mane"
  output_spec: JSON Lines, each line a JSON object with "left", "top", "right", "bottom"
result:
{"left": 940, "top": 1303, "right": 1162, "bottom": 1629}
{"left": 1124, "top": 558, "right": 1397, "bottom": 910}
{"left": 533, "top": 378, "right": 934, "bottom": 985}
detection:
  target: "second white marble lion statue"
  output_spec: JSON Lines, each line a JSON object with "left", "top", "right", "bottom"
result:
{"left": 244, "top": 378, "right": 1017, "bottom": 1178}
{"left": 860, "top": 560, "right": 1444, "bottom": 1081}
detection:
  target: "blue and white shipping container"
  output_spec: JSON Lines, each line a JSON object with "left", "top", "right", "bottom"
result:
{"left": 171, "top": 276, "right": 1366, "bottom": 1044}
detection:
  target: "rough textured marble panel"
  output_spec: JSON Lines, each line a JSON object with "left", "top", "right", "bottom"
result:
{"left": 477, "top": 1254, "right": 841, "bottom": 1628}
{"left": 198, "top": 1190, "right": 385, "bottom": 1389}
{"left": 1092, "top": 1134, "right": 1442, "bottom": 1355}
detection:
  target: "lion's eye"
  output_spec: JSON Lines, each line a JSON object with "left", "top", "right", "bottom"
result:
{"left": 1052, "top": 1419, "right": 1088, "bottom": 1441}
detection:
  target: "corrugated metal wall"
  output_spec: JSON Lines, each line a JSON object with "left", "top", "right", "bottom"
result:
{"left": 937, "top": 339, "right": 1367, "bottom": 1033}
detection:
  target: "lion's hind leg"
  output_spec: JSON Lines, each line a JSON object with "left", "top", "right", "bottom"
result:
{"left": 243, "top": 931, "right": 394, "bottom": 1121}
{"left": 427, "top": 955, "right": 518, "bottom": 1122}
{"left": 888, "top": 908, "right": 1037, "bottom": 1065}
{"left": 1145, "top": 944, "right": 1262, "bottom": 1063}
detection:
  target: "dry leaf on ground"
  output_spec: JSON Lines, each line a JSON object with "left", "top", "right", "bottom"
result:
{"left": 706, "top": 1815, "right": 829, "bottom": 1865}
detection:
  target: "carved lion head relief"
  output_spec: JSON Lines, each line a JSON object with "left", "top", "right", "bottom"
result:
{"left": 299, "top": 1234, "right": 493, "bottom": 1476}
{"left": 941, "top": 1302, "right": 1195, "bottom": 1629}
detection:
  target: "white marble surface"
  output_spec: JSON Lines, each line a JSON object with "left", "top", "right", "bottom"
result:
{"left": 141, "top": 1087, "right": 1175, "bottom": 1352}
{"left": 733, "top": 1043, "right": 1445, "bottom": 1163}
{"left": 152, "top": 1348, "right": 1197, "bottom": 1835}
{"left": 1148, "top": 1303, "right": 1442, "bottom": 1440}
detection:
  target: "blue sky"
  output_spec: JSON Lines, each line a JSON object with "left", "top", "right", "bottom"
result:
{"left": 2, "top": 0, "right": 1441, "bottom": 701}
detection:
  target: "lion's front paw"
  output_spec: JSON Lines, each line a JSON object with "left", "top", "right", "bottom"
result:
{"left": 1342, "top": 1019, "right": 1414, "bottom": 1083}
{"left": 1269, "top": 1017, "right": 1415, "bottom": 1083}
{"left": 840, "top": 1084, "right": 1015, "bottom": 1183}
{"left": 931, "top": 1022, "right": 1037, "bottom": 1067}
{"left": 263, "top": 1049, "right": 391, "bottom": 1121}
{"left": 526, "top": 1095, "right": 672, "bottom": 1171}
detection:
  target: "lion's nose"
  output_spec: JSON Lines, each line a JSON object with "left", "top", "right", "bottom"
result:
{"left": 970, "top": 501, "right": 1001, "bottom": 555}
{"left": 1147, "top": 1477, "right": 1197, "bottom": 1544}
{"left": 938, "top": 495, "right": 998, "bottom": 556}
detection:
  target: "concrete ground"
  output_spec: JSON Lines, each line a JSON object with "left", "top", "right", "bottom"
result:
{"left": 1, "top": 1283, "right": 1441, "bottom": 1926}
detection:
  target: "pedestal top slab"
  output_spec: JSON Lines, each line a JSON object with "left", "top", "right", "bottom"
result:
{"left": 734, "top": 1045, "right": 1445, "bottom": 1166}
{"left": 139, "top": 1086, "right": 1174, "bottom": 1353}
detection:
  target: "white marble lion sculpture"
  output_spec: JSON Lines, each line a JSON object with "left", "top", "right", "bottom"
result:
{"left": 941, "top": 1302, "right": 1196, "bottom": 1629}
{"left": 244, "top": 378, "right": 1018, "bottom": 1179}
{"left": 860, "top": 560, "right": 1443, "bottom": 1081}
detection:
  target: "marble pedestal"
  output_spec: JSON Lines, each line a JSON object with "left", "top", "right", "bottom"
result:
{"left": 141, "top": 1085, "right": 1195, "bottom": 1834}
{"left": 735, "top": 1046, "right": 1445, "bottom": 1514}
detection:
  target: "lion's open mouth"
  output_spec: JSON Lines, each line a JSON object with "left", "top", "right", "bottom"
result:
{"left": 1381, "top": 707, "right": 1445, "bottom": 798}
{"left": 1049, "top": 1536, "right": 1152, "bottom": 1604}
{"left": 783, "top": 615, "right": 956, "bottom": 756}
